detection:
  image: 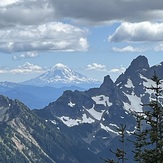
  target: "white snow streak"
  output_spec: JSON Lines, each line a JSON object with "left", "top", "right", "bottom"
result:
{"left": 68, "top": 101, "right": 76, "bottom": 107}
{"left": 125, "top": 79, "right": 134, "bottom": 88}
{"left": 123, "top": 91, "right": 142, "bottom": 112}
{"left": 58, "top": 114, "right": 95, "bottom": 127}
{"left": 100, "top": 123, "right": 118, "bottom": 135}
{"left": 86, "top": 106, "right": 105, "bottom": 121}
{"left": 92, "top": 95, "right": 112, "bottom": 107}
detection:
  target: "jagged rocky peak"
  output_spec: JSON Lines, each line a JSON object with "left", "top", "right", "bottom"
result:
{"left": 116, "top": 55, "right": 149, "bottom": 85}
{"left": 100, "top": 75, "right": 114, "bottom": 89}
{"left": 125, "top": 55, "right": 149, "bottom": 75}
{"left": 95, "top": 75, "right": 116, "bottom": 96}
{"left": 0, "top": 95, "right": 30, "bottom": 123}
{"left": 0, "top": 96, "right": 25, "bottom": 122}
{"left": 0, "top": 95, "right": 11, "bottom": 122}
{"left": 0, "top": 95, "right": 11, "bottom": 107}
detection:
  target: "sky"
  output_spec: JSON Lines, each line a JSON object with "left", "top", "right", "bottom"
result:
{"left": 0, "top": 0, "right": 163, "bottom": 83}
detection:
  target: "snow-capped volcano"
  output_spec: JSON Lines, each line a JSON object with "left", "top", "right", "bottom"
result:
{"left": 21, "top": 63, "right": 100, "bottom": 88}
{"left": 41, "top": 63, "right": 92, "bottom": 83}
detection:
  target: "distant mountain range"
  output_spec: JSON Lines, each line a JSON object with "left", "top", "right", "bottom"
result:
{"left": 21, "top": 63, "right": 100, "bottom": 88}
{"left": 0, "top": 82, "right": 85, "bottom": 109}
{"left": 0, "top": 55, "right": 163, "bottom": 162}
{"left": 0, "top": 64, "right": 100, "bottom": 109}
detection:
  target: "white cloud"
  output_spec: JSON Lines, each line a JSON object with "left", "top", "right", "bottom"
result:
{"left": 0, "top": 0, "right": 54, "bottom": 27}
{"left": 13, "top": 52, "right": 38, "bottom": 60}
{"left": 154, "top": 44, "right": 163, "bottom": 52}
{"left": 0, "top": 66, "right": 11, "bottom": 74}
{"left": 112, "top": 46, "right": 145, "bottom": 52}
{"left": 0, "top": 22, "right": 89, "bottom": 53}
{"left": 0, "top": 62, "right": 45, "bottom": 74}
{"left": 0, "top": 69, "right": 7, "bottom": 74}
{"left": 79, "top": 38, "right": 89, "bottom": 51}
{"left": 12, "top": 62, "right": 44, "bottom": 74}
{"left": 86, "top": 63, "right": 107, "bottom": 71}
{"left": 109, "top": 22, "right": 163, "bottom": 42}
{"left": 0, "top": 0, "right": 20, "bottom": 7}
{"left": 109, "top": 66, "right": 126, "bottom": 73}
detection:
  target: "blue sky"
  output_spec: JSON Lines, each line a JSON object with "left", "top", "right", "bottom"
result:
{"left": 0, "top": 0, "right": 163, "bottom": 83}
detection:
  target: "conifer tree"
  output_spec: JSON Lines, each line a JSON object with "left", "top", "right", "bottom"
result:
{"left": 131, "top": 112, "right": 147, "bottom": 163}
{"left": 103, "top": 124, "right": 127, "bottom": 163}
{"left": 115, "top": 124, "right": 127, "bottom": 163}
{"left": 140, "top": 73, "right": 163, "bottom": 163}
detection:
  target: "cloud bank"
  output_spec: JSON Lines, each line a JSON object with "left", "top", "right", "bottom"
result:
{"left": 112, "top": 46, "right": 145, "bottom": 52}
{"left": 51, "top": 0, "right": 163, "bottom": 24}
{"left": 1, "top": 0, "right": 163, "bottom": 26}
{"left": 86, "top": 63, "right": 107, "bottom": 71}
{"left": 0, "top": 22, "right": 88, "bottom": 53}
{"left": 0, "top": 62, "right": 45, "bottom": 74}
{"left": 109, "top": 22, "right": 163, "bottom": 42}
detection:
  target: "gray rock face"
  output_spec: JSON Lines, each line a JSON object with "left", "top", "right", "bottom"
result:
{"left": 0, "top": 95, "right": 100, "bottom": 163}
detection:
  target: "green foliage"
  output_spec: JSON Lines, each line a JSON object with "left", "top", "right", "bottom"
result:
{"left": 114, "top": 124, "right": 127, "bottom": 163}
{"left": 131, "top": 112, "right": 148, "bottom": 163}
{"left": 103, "top": 124, "right": 127, "bottom": 163}
{"left": 140, "top": 73, "right": 163, "bottom": 163}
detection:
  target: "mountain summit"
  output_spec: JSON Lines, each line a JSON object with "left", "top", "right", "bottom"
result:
{"left": 125, "top": 55, "right": 149, "bottom": 76}
{"left": 21, "top": 63, "right": 100, "bottom": 88}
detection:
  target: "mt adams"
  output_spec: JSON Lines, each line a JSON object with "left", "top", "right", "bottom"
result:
{"left": 21, "top": 63, "right": 100, "bottom": 88}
